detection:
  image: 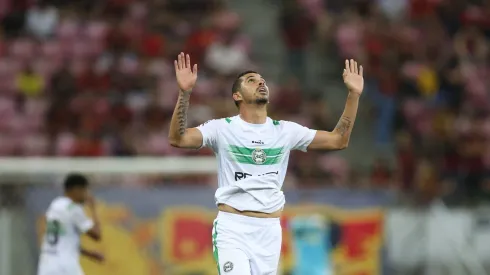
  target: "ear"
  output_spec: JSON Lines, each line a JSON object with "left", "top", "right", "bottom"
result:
{"left": 232, "top": 92, "right": 242, "bottom": 102}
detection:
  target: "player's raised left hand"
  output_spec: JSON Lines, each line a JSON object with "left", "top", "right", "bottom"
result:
{"left": 342, "top": 59, "right": 364, "bottom": 95}
{"left": 175, "top": 52, "right": 198, "bottom": 93}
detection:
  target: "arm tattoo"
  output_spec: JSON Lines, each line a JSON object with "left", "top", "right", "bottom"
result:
{"left": 177, "top": 93, "right": 190, "bottom": 136}
{"left": 334, "top": 116, "right": 352, "bottom": 137}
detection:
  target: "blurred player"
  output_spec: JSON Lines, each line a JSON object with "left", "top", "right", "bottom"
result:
{"left": 168, "top": 52, "right": 364, "bottom": 275}
{"left": 290, "top": 214, "right": 342, "bottom": 275}
{"left": 37, "top": 174, "right": 103, "bottom": 275}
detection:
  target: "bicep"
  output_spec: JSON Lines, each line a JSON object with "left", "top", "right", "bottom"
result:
{"left": 171, "top": 128, "right": 204, "bottom": 149}
{"left": 307, "top": 130, "right": 343, "bottom": 151}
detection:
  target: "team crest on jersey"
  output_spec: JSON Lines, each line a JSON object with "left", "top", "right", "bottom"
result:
{"left": 228, "top": 145, "right": 283, "bottom": 165}
{"left": 223, "top": 261, "right": 234, "bottom": 272}
{"left": 252, "top": 148, "right": 267, "bottom": 164}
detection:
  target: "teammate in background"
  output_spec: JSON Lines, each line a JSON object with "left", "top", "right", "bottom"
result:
{"left": 37, "top": 174, "right": 103, "bottom": 275}
{"left": 290, "top": 214, "right": 342, "bottom": 275}
{"left": 168, "top": 53, "right": 364, "bottom": 275}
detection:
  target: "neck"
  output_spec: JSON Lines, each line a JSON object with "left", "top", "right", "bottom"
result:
{"left": 64, "top": 193, "right": 76, "bottom": 202}
{"left": 239, "top": 105, "right": 267, "bottom": 124}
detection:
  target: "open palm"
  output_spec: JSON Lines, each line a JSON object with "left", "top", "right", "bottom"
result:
{"left": 342, "top": 59, "right": 364, "bottom": 95}
{"left": 174, "top": 52, "right": 198, "bottom": 92}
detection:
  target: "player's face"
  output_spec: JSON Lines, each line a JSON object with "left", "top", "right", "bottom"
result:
{"left": 235, "top": 73, "right": 269, "bottom": 106}
{"left": 74, "top": 187, "right": 89, "bottom": 204}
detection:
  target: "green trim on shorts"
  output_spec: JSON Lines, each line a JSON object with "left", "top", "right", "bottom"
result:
{"left": 212, "top": 220, "right": 221, "bottom": 275}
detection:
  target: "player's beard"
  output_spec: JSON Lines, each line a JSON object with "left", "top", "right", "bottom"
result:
{"left": 255, "top": 96, "right": 269, "bottom": 105}
{"left": 255, "top": 97, "right": 268, "bottom": 105}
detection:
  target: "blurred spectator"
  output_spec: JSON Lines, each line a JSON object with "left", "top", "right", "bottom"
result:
{"left": 140, "top": 27, "right": 165, "bottom": 58}
{"left": 414, "top": 159, "right": 440, "bottom": 204}
{"left": 279, "top": 0, "right": 314, "bottom": 83}
{"left": 378, "top": 0, "right": 408, "bottom": 20}
{"left": 204, "top": 30, "right": 250, "bottom": 76}
{"left": 184, "top": 19, "right": 217, "bottom": 63}
{"left": 0, "top": 0, "right": 30, "bottom": 38}
{"left": 270, "top": 76, "right": 303, "bottom": 115}
{"left": 71, "top": 133, "right": 106, "bottom": 157}
{"left": 16, "top": 64, "right": 44, "bottom": 98}
{"left": 50, "top": 62, "right": 76, "bottom": 103}
{"left": 370, "top": 158, "right": 393, "bottom": 188}
{"left": 396, "top": 131, "right": 416, "bottom": 191}
{"left": 25, "top": 1, "right": 58, "bottom": 39}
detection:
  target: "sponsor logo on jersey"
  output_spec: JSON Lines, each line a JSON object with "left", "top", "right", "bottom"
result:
{"left": 228, "top": 145, "right": 284, "bottom": 165}
{"left": 252, "top": 140, "right": 264, "bottom": 145}
{"left": 234, "top": 171, "right": 279, "bottom": 181}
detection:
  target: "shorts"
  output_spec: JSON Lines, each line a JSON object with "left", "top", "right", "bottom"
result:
{"left": 212, "top": 211, "right": 282, "bottom": 275}
{"left": 37, "top": 254, "right": 84, "bottom": 275}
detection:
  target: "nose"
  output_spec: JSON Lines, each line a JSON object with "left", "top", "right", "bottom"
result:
{"left": 258, "top": 80, "right": 265, "bottom": 86}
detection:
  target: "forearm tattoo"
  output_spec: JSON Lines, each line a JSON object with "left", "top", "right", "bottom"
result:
{"left": 177, "top": 93, "right": 190, "bottom": 135}
{"left": 335, "top": 116, "right": 352, "bottom": 137}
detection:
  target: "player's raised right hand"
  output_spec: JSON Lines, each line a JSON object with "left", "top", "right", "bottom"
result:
{"left": 174, "top": 52, "right": 198, "bottom": 93}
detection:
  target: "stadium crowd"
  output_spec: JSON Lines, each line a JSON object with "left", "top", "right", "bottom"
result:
{"left": 326, "top": 0, "right": 490, "bottom": 204}
{"left": 0, "top": 0, "right": 489, "bottom": 204}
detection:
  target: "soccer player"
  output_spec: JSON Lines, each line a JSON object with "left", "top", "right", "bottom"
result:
{"left": 168, "top": 52, "right": 363, "bottom": 275}
{"left": 37, "top": 174, "right": 103, "bottom": 275}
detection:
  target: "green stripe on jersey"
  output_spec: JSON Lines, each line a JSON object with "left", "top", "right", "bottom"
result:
{"left": 225, "top": 118, "right": 232, "bottom": 123}
{"left": 228, "top": 145, "right": 284, "bottom": 165}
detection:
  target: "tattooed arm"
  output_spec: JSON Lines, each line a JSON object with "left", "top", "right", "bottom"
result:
{"left": 307, "top": 93, "right": 359, "bottom": 150}
{"left": 168, "top": 91, "right": 204, "bottom": 149}
{"left": 307, "top": 59, "right": 363, "bottom": 151}
{"left": 168, "top": 52, "right": 204, "bottom": 149}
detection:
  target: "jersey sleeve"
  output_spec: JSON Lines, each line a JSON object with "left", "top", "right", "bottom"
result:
{"left": 283, "top": 121, "right": 317, "bottom": 152}
{"left": 71, "top": 205, "right": 94, "bottom": 233}
{"left": 196, "top": 119, "right": 221, "bottom": 151}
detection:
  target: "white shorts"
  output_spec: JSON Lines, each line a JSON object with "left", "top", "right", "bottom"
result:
{"left": 37, "top": 254, "right": 84, "bottom": 275}
{"left": 212, "top": 211, "right": 282, "bottom": 275}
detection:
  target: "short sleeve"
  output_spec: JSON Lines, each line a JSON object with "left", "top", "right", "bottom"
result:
{"left": 71, "top": 205, "right": 94, "bottom": 233}
{"left": 283, "top": 121, "right": 317, "bottom": 152}
{"left": 196, "top": 119, "right": 221, "bottom": 151}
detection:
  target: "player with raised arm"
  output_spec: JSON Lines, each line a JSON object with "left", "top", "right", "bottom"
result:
{"left": 168, "top": 52, "right": 363, "bottom": 275}
{"left": 37, "top": 174, "right": 103, "bottom": 275}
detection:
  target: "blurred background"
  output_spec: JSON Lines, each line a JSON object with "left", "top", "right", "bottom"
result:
{"left": 0, "top": 0, "right": 490, "bottom": 274}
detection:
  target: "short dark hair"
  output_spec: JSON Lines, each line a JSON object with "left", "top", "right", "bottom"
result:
{"left": 231, "top": 70, "right": 258, "bottom": 108}
{"left": 64, "top": 174, "right": 89, "bottom": 191}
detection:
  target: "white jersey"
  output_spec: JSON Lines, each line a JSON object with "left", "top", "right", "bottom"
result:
{"left": 37, "top": 196, "right": 94, "bottom": 275}
{"left": 197, "top": 115, "right": 316, "bottom": 213}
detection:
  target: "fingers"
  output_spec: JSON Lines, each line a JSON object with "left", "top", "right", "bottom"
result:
{"left": 175, "top": 52, "right": 196, "bottom": 72}
{"left": 186, "top": 54, "right": 191, "bottom": 69}
{"left": 345, "top": 59, "right": 363, "bottom": 75}
{"left": 177, "top": 52, "right": 183, "bottom": 70}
